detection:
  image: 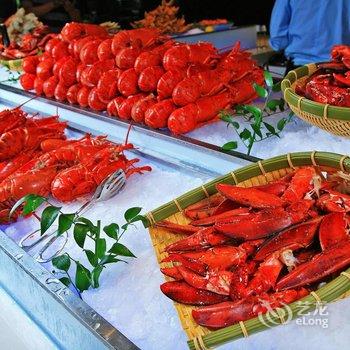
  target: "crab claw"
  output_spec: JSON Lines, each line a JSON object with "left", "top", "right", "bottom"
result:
{"left": 281, "top": 167, "right": 316, "bottom": 203}
{"left": 215, "top": 200, "right": 313, "bottom": 240}
{"left": 177, "top": 266, "right": 233, "bottom": 295}
{"left": 317, "top": 190, "right": 350, "bottom": 212}
{"left": 254, "top": 217, "right": 322, "bottom": 261}
{"left": 165, "top": 226, "right": 231, "bottom": 252}
{"left": 276, "top": 239, "right": 350, "bottom": 290}
{"left": 192, "top": 289, "right": 308, "bottom": 329}
{"left": 190, "top": 207, "right": 250, "bottom": 226}
{"left": 160, "top": 281, "right": 229, "bottom": 305}
{"left": 155, "top": 220, "right": 198, "bottom": 235}
{"left": 319, "top": 212, "right": 348, "bottom": 250}
{"left": 216, "top": 183, "right": 285, "bottom": 209}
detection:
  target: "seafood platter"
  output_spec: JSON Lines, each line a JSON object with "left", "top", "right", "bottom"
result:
{"left": 1, "top": 16, "right": 350, "bottom": 350}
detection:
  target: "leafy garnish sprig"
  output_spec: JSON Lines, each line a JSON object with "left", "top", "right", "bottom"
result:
{"left": 11, "top": 194, "right": 145, "bottom": 296}
{"left": 221, "top": 71, "right": 294, "bottom": 155}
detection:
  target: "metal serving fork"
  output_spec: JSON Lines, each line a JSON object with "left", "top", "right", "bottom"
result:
{"left": 19, "top": 169, "right": 126, "bottom": 263}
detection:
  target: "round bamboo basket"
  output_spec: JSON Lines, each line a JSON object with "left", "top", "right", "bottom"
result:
{"left": 0, "top": 58, "right": 23, "bottom": 71}
{"left": 145, "top": 151, "right": 350, "bottom": 350}
{"left": 282, "top": 64, "right": 350, "bottom": 137}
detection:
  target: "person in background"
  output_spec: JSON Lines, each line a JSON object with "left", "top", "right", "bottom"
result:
{"left": 269, "top": 0, "right": 350, "bottom": 70}
{"left": 22, "top": 0, "right": 81, "bottom": 32}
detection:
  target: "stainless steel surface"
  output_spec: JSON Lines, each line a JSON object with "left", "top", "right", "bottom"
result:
{"left": 0, "top": 229, "right": 139, "bottom": 350}
{"left": 0, "top": 83, "right": 258, "bottom": 178}
{"left": 20, "top": 170, "right": 127, "bottom": 263}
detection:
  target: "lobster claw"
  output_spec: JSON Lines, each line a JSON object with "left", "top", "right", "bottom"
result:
{"left": 165, "top": 226, "right": 231, "bottom": 252}
{"left": 160, "top": 281, "right": 229, "bottom": 306}
{"left": 192, "top": 289, "right": 308, "bottom": 329}
{"left": 319, "top": 212, "right": 348, "bottom": 250}
{"left": 215, "top": 199, "right": 314, "bottom": 240}
{"left": 254, "top": 217, "right": 322, "bottom": 261}
{"left": 276, "top": 239, "right": 350, "bottom": 290}
{"left": 216, "top": 183, "right": 285, "bottom": 209}
{"left": 317, "top": 190, "right": 350, "bottom": 212}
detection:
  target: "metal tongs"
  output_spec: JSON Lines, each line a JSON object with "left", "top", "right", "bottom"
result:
{"left": 19, "top": 169, "right": 127, "bottom": 263}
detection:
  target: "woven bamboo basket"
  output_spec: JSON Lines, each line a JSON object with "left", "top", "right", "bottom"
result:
{"left": 144, "top": 151, "right": 350, "bottom": 349}
{"left": 282, "top": 64, "right": 350, "bottom": 137}
{"left": 0, "top": 58, "right": 23, "bottom": 71}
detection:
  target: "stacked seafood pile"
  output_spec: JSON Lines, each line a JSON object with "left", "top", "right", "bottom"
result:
{"left": 19, "top": 22, "right": 263, "bottom": 134}
{"left": 158, "top": 167, "right": 350, "bottom": 328}
{"left": 0, "top": 106, "right": 151, "bottom": 223}
{"left": 296, "top": 45, "right": 350, "bottom": 107}
{"left": 0, "top": 8, "right": 50, "bottom": 59}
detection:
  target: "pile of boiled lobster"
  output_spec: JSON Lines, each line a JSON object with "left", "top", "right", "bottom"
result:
{"left": 0, "top": 105, "right": 151, "bottom": 223}
{"left": 296, "top": 45, "right": 350, "bottom": 107}
{"left": 157, "top": 166, "right": 350, "bottom": 329}
{"left": 19, "top": 22, "right": 263, "bottom": 134}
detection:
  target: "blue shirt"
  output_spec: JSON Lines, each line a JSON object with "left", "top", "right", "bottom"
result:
{"left": 270, "top": 0, "right": 350, "bottom": 65}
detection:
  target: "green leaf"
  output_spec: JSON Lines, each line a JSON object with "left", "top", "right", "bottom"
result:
{"left": 277, "top": 118, "right": 287, "bottom": 131}
{"left": 52, "top": 254, "right": 71, "bottom": 272}
{"left": 10, "top": 194, "right": 46, "bottom": 218}
{"left": 109, "top": 242, "right": 136, "bottom": 258}
{"left": 251, "top": 123, "right": 262, "bottom": 138}
{"left": 91, "top": 265, "right": 104, "bottom": 288}
{"left": 278, "top": 98, "right": 285, "bottom": 111}
{"left": 240, "top": 128, "right": 252, "bottom": 140}
{"left": 264, "top": 70, "right": 274, "bottom": 88}
{"left": 253, "top": 83, "right": 268, "bottom": 98}
{"left": 73, "top": 223, "right": 89, "bottom": 248}
{"left": 75, "top": 263, "right": 91, "bottom": 292}
{"left": 124, "top": 207, "right": 142, "bottom": 222}
{"left": 222, "top": 141, "right": 238, "bottom": 151}
{"left": 58, "top": 213, "right": 75, "bottom": 235}
{"left": 103, "top": 223, "right": 119, "bottom": 239}
{"left": 266, "top": 99, "right": 280, "bottom": 112}
{"left": 244, "top": 105, "right": 262, "bottom": 119}
{"left": 220, "top": 113, "right": 234, "bottom": 123}
{"left": 59, "top": 277, "right": 70, "bottom": 287}
{"left": 263, "top": 122, "right": 277, "bottom": 135}
{"left": 95, "top": 238, "right": 106, "bottom": 259}
{"left": 272, "top": 80, "right": 282, "bottom": 92}
{"left": 101, "top": 255, "right": 121, "bottom": 264}
{"left": 85, "top": 249, "right": 98, "bottom": 267}
{"left": 129, "top": 214, "right": 147, "bottom": 224}
{"left": 41, "top": 206, "right": 61, "bottom": 235}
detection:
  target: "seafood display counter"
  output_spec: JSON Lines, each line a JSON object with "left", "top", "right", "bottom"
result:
{"left": 2, "top": 72, "right": 350, "bottom": 350}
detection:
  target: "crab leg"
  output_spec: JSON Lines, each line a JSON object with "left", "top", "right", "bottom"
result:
{"left": 319, "top": 212, "right": 348, "bottom": 250}
{"left": 192, "top": 289, "right": 308, "bottom": 329}
{"left": 276, "top": 239, "right": 350, "bottom": 290}
{"left": 215, "top": 200, "right": 313, "bottom": 240}
{"left": 165, "top": 226, "right": 231, "bottom": 253}
{"left": 160, "top": 281, "right": 229, "bottom": 305}
{"left": 254, "top": 217, "right": 322, "bottom": 261}
{"left": 216, "top": 184, "right": 285, "bottom": 209}
{"left": 212, "top": 198, "right": 239, "bottom": 215}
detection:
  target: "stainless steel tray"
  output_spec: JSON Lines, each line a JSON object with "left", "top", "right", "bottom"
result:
{"left": 0, "top": 83, "right": 258, "bottom": 177}
{"left": 0, "top": 85, "right": 258, "bottom": 349}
